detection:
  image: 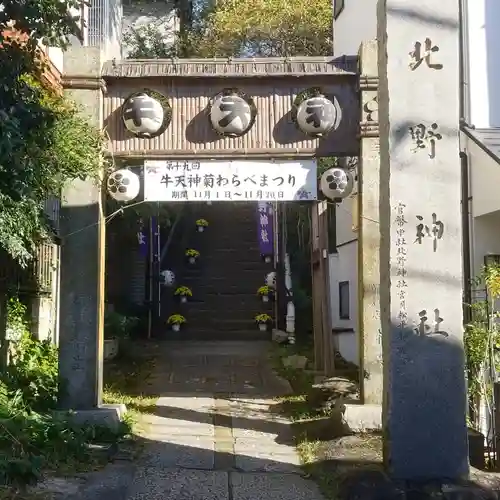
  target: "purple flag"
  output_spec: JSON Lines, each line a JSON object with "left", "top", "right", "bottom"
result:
{"left": 137, "top": 219, "right": 148, "bottom": 258}
{"left": 257, "top": 202, "right": 274, "bottom": 257}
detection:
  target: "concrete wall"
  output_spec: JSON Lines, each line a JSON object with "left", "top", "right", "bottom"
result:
{"left": 471, "top": 211, "right": 500, "bottom": 280}
{"left": 466, "top": 0, "right": 500, "bottom": 127}
{"left": 330, "top": 0, "right": 374, "bottom": 366}
{"left": 122, "top": 0, "right": 178, "bottom": 57}
{"left": 333, "top": 0, "right": 377, "bottom": 56}
{"left": 329, "top": 187, "right": 359, "bottom": 365}
{"left": 468, "top": 137, "right": 500, "bottom": 218}
{"left": 329, "top": 240, "right": 358, "bottom": 365}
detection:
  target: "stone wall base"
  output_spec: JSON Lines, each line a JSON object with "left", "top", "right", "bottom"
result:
{"left": 57, "top": 404, "right": 127, "bottom": 433}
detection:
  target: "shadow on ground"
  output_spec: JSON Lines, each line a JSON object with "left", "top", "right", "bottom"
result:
{"left": 61, "top": 340, "right": 500, "bottom": 500}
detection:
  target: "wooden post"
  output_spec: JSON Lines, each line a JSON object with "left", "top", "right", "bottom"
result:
{"left": 311, "top": 201, "right": 334, "bottom": 374}
{"left": 319, "top": 200, "right": 334, "bottom": 375}
{"left": 311, "top": 202, "right": 325, "bottom": 371}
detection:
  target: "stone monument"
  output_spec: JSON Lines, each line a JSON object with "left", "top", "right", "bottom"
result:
{"left": 377, "top": 0, "right": 469, "bottom": 479}
{"left": 58, "top": 46, "right": 125, "bottom": 428}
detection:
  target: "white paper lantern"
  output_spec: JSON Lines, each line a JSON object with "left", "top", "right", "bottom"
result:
{"left": 107, "top": 169, "right": 141, "bottom": 202}
{"left": 295, "top": 94, "right": 341, "bottom": 137}
{"left": 122, "top": 93, "right": 165, "bottom": 137}
{"left": 265, "top": 272, "right": 277, "bottom": 289}
{"left": 160, "top": 270, "right": 176, "bottom": 287}
{"left": 209, "top": 91, "right": 255, "bottom": 137}
{"left": 320, "top": 167, "right": 354, "bottom": 200}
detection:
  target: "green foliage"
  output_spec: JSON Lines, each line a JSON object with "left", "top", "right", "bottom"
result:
{"left": 123, "top": 25, "right": 179, "bottom": 59}
{"left": 104, "top": 310, "right": 140, "bottom": 340}
{"left": 255, "top": 313, "right": 272, "bottom": 324}
{"left": 185, "top": 249, "right": 200, "bottom": 258}
{"left": 167, "top": 314, "right": 186, "bottom": 325}
{"left": 0, "top": 298, "right": 130, "bottom": 486}
{"left": 257, "top": 285, "right": 271, "bottom": 296}
{"left": 195, "top": 219, "right": 209, "bottom": 227}
{"left": 198, "top": 0, "right": 332, "bottom": 56}
{"left": 174, "top": 286, "right": 192, "bottom": 297}
{"left": 465, "top": 264, "right": 500, "bottom": 428}
{"left": 4, "top": 333, "right": 59, "bottom": 412}
{"left": 0, "top": 4, "right": 104, "bottom": 264}
{"left": 124, "top": 0, "right": 331, "bottom": 59}
{"left": 6, "top": 297, "right": 29, "bottom": 341}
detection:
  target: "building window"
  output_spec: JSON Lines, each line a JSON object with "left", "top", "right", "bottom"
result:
{"left": 339, "top": 281, "right": 350, "bottom": 319}
{"left": 334, "top": 0, "right": 345, "bottom": 19}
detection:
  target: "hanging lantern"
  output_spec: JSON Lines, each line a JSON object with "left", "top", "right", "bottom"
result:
{"left": 319, "top": 167, "right": 354, "bottom": 201}
{"left": 160, "top": 270, "right": 176, "bottom": 287}
{"left": 122, "top": 90, "right": 171, "bottom": 138}
{"left": 265, "top": 271, "right": 277, "bottom": 289}
{"left": 292, "top": 89, "right": 342, "bottom": 138}
{"left": 107, "top": 169, "right": 141, "bottom": 202}
{"left": 208, "top": 89, "right": 257, "bottom": 137}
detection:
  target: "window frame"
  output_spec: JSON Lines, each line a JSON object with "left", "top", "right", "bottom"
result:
{"left": 339, "top": 280, "right": 350, "bottom": 320}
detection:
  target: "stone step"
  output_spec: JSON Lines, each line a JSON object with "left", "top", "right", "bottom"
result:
{"left": 182, "top": 262, "right": 271, "bottom": 274}
{"left": 181, "top": 276, "right": 265, "bottom": 287}
{"left": 209, "top": 247, "right": 261, "bottom": 253}
{"left": 161, "top": 328, "right": 271, "bottom": 341}
{"left": 187, "top": 307, "right": 272, "bottom": 320}
{"left": 184, "top": 318, "right": 274, "bottom": 331}
{"left": 187, "top": 294, "right": 273, "bottom": 306}
{"left": 187, "top": 285, "right": 266, "bottom": 294}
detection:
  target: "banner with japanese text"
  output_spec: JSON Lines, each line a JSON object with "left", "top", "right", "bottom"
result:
{"left": 143, "top": 160, "right": 317, "bottom": 202}
{"left": 257, "top": 202, "right": 274, "bottom": 257}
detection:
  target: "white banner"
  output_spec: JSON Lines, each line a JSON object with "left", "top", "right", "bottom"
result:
{"left": 143, "top": 159, "right": 317, "bottom": 202}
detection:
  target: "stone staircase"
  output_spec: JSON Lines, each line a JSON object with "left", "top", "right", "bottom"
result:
{"left": 174, "top": 202, "right": 274, "bottom": 340}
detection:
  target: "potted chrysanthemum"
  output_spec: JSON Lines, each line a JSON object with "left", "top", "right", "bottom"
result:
{"left": 167, "top": 314, "right": 186, "bottom": 332}
{"left": 175, "top": 286, "right": 193, "bottom": 303}
{"left": 255, "top": 313, "right": 272, "bottom": 332}
{"left": 257, "top": 285, "right": 273, "bottom": 303}
{"left": 186, "top": 249, "right": 200, "bottom": 264}
{"left": 196, "top": 219, "right": 209, "bottom": 232}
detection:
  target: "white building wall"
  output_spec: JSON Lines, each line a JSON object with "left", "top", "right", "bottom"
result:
{"left": 330, "top": 189, "right": 359, "bottom": 364}
{"left": 333, "top": 0, "right": 377, "bottom": 55}
{"left": 471, "top": 212, "right": 500, "bottom": 280}
{"left": 329, "top": 240, "right": 358, "bottom": 365}
{"left": 466, "top": 0, "right": 500, "bottom": 128}
{"left": 330, "top": 1, "right": 376, "bottom": 366}
{"left": 468, "top": 138, "right": 500, "bottom": 218}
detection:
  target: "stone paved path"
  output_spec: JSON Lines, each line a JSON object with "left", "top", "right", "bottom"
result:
{"left": 125, "top": 341, "right": 327, "bottom": 500}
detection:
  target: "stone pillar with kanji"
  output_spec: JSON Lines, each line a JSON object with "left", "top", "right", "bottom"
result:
{"left": 377, "top": 0, "right": 469, "bottom": 479}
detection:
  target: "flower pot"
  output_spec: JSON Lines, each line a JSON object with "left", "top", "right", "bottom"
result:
{"left": 258, "top": 323, "right": 267, "bottom": 332}
{"left": 188, "top": 256, "right": 196, "bottom": 264}
{"left": 206, "top": 201, "right": 212, "bottom": 206}
{"left": 197, "top": 226, "right": 205, "bottom": 233}
{"left": 264, "top": 256, "right": 272, "bottom": 263}
{"left": 104, "top": 338, "right": 119, "bottom": 360}
{"left": 172, "top": 323, "right": 181, "bottom": 332}
{"left": 262, "top": 295, "right": 269, "bottom": 303}
{"left": 180, "top": 296, "right": 187, "bottom": 303}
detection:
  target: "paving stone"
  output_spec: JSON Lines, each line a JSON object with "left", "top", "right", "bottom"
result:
{"left": 140, "top": 437, "right": 216, "bottom": 469}
{"left": 139, "top": 418, "right": 215, "bottom": 436}
{"left": 231, "top": 472, "right": 325, "bottom": 500}
{"left": 234, "top": 447, "right": 302, "bottom": 474}
{"left": 128, "top": 468, "right": 228, "bottom": 500}
{"left": 69, "top": 341, "right": 327, "bottom": 500}
{"left": 156, "top": 396, "right": 215, "bottom": 410}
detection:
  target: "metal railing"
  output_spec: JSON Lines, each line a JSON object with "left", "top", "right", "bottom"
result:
{"left": 88, "top": 0, "right": 111, "bottom": 47}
